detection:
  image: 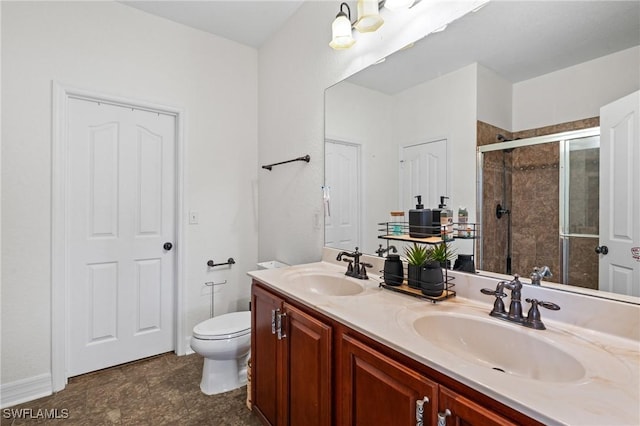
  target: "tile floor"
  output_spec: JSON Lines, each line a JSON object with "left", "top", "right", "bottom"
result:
{"left": 2, "top": 353, "right": 262, "bottom": 425}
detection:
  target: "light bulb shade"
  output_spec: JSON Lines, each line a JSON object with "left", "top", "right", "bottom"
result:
{"left": 383, "top": 0, "right": 415, "bottom": 11}
{"left": 330, "top": 14, "right": 355, "bottom": 49}
{"left": 355, "top": 0, "right": 384, "bottom": 33}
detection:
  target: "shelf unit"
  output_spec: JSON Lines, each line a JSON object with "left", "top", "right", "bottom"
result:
{"left": 377, "top": 221, "right": 480, "bottom": 303}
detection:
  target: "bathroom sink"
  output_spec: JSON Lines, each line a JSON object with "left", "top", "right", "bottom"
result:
{"left": 412, "top": 313, "right": 586, "bottom": 382}
{"left": 290, "top": 272, "right": 366, "bottom": 296}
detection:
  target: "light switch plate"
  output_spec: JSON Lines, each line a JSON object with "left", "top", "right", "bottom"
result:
{"left": 189, "top": 210, "right": 199, "bottom": 224}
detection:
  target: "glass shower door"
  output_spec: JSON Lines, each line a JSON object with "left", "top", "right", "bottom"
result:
{"left": 560, "top": 135, "right": 600, "bottom": 289}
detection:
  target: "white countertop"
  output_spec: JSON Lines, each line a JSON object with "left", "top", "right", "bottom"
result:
{"left": 249, "top": 251, "right": 640, "bottom": 426}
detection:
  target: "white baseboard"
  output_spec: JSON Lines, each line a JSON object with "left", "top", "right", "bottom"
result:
{"left": 184, "top": 335, "right": 195, "bottom": 355}
{"left": 1, "top": 374, "right": 52, "bottom": 408}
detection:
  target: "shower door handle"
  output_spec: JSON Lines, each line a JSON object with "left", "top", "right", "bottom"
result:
{"left": 595, "top": 245, "right": 609, "bottom": 255}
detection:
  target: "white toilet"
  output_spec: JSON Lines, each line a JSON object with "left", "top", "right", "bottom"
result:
{"left": 190, "top": 311, "right": 251, "bottom": 395}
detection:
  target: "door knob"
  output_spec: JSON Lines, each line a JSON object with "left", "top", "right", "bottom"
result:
{"left": 595, "top": 245, "right": 608, "bottom": 255}
{"left": 163, "top": 242, "right": 173, "bottom": 251}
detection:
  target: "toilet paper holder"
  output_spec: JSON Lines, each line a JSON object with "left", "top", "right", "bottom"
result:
{"left": 204, "top": 280, "right": 227, "bottom": 318}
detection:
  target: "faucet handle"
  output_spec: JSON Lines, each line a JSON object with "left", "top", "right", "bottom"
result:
{"left": 481, "top": 288, "right": 507, "bottom": 316}
{"left": 343, "top": 259, "right": 354, "bottom": 274}
{"left": 538, "top": 300, "right": 561, "bottom": 311}
{"left": 359, "top": 262, "right": 373, "bottom": 279}
{"left": 526, "top": 298, "right": 560, "bottom": 311}
{"left": 525, "top": 298, "right": 560, "bottom": 330}
{"left": 481, "top": 288, "right": 506, "bottom": 298}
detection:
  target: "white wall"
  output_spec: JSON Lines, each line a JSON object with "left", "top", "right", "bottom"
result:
{"left": 513, "top": 46, "right": 640, "bottom": 131}
{"left": 325, "top": 81, "right": 394, "bottom": 253}
{"left": 1, "top": 1, "right": 258, "bottom": 395}
{"left": 393, "top": 63, "right": 479, "bottom": 255}
{"left": 477, "top": 64, "right": 512, "bottom": 131}
{"left": 258, "top": 0, "right": 486, "bottom": 266}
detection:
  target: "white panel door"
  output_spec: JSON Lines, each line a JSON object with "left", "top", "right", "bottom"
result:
{"left": 68, "top": 99, "right": 175, "bottom": 376}
{"left": 599, "top": 91, "right": 640, "bottom": 295}
{"left": 401, "top": 140, "right": 448, "bottom": 213}
{"left": 324, "top": 140, "right": 360, "bottom": 250}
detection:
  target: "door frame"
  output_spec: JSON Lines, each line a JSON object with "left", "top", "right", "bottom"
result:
{"left": 51, "top": 82, "right": 186, "bottom": 391}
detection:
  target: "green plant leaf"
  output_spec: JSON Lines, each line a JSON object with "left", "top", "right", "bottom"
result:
{"left": 403, "top": 243, "right": 429, "bottom": 265}
{"left": 426, "top": 242, "right": 457, "bottom": 262}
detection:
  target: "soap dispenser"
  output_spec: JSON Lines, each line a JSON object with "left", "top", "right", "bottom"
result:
{"left": 438, "top": 196, "right": 453, "bottom": 241}
{"left": 409, "top": 195, "right": 433, "bottom": 238}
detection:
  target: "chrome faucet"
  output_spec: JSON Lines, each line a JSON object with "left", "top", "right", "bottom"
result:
{"left": 375, "top": 244, "right": 397, "bottom": 257}
{"left": 481, "top": 274, "right": 560, "bottom": 330}
{"left": 530, "top": 266, "right": 552, "bottom": 285}
{"left": 336, "top": 247, "right": 372, "bottom": 280}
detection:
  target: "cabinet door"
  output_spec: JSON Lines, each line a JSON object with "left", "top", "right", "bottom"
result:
{"left": 282, "top": 303, "right": 332, "bottom": 426}
{"left": 251, "top": 284, "right": 283, "bottom": 426}
{"left": 438, "top": 386, "right": 517, "bottom": 426}
{"left": 341, "top": 334, "right": 438, "bottom": 426}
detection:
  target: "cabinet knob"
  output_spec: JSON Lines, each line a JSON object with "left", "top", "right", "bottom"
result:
{"left": 415, "top": 397, "right": 430, "bottom": 425}
{"left": 437, "top": 408, "right": 451, "bottom": 426}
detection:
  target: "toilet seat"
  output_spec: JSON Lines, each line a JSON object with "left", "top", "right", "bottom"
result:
{"left": 193, "top": 311, "right": 251, "bottom": 340}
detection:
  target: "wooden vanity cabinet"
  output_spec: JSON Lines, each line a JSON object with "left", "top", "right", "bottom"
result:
{"left": 340, "top": 331, "right": 521, "bottom": 426}
{"left": 252, "top": 281, "right": 539, "bottom": 426}
{"left": 340, "top": 333, "right": 439, "bottom": 425}
{"left": 251, "top": 283, "right": 332, "bottom": 426}
{"left": 438, "top": 386, "right": 517, "bottom": 426}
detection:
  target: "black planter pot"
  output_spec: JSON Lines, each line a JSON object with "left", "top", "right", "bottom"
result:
{"left": 438, "top": 260, "right": 452, "bottom": 270}
{"left": 407, "top": 264, "right": 423, "bottom": 289}
{"left": 383, "top": 255, "right": 404, "bottom": 286}
{"left": 421, "top": 261, "right": 444, "bottom": 297}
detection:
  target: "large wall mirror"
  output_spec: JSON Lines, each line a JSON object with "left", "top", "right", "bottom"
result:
{"left": 324, "top": 1, "right": 639, "bottom": 302}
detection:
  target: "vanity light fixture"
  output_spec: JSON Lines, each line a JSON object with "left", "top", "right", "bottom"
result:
{"left": 330, "top": 0, "right": 418, "bottom": 50}
{"left": 354, "top": 0, "right": 384, "bottom": 33}
{"left": 330, "top": 2, "right": 356, "bottom": 50}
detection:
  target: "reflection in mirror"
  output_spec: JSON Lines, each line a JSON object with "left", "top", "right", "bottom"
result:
{"left": 324, "top": 1, "right": 640, "bottom": 301}
{"left": 479, "top": 128, "right": 601, "bottom": 290}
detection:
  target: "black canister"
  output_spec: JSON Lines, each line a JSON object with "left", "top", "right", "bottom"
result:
{"left": 409, "top": 195, "right": 434, "bottom": 238}
{"left": 383, "top": 254, "right": 404, "bottom": 286}
{"left": 421, "top": 260, "right": 444, "bottom": 297}
{"left": 453, "top": 254, "right": 476, "bottom": 273}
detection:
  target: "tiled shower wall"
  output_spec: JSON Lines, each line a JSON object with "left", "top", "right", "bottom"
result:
{"left": 478, "top": 118, "right": 600, "bottom": 289}
{"left": 477, "top": 122, "right": 513, "bottom": 275}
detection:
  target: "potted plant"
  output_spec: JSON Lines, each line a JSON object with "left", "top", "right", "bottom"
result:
{"left": 427, "top": 242, "right": 457, "bottom": 269}
{"left": 404, "top": 243, "right": 429, "bottom": 289}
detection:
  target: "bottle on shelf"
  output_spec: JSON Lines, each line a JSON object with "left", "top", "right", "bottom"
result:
{"left": 438, "top": 196, "right": 453, "bottom": 241}
{"left": 389, "top": 211, "right": 405, "bottom": 235}
{"left": 409, "top": 195, "right": 433, "bottom": 238}
{"left": 457, "top": 206, "right": 470, "bottom": 237}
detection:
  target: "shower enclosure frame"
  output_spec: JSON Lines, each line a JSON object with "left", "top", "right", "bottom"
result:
{"left": 477, "top": 127, "right": 600, "bottom": 282}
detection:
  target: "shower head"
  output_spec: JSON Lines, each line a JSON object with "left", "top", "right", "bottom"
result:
{"left": 496, "top": 204, "right": 510, "bottom": 219}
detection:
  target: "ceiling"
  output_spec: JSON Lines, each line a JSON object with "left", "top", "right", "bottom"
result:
{"left": 121, "top": 1, "right": 640, "bottom": 94}
{"left": 122, "top": 1, "right": 306, "bottom": 48}
{"left": 349, "top": 1, "right": 640, "bottom": 94}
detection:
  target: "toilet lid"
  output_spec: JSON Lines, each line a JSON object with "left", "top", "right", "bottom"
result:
{"left": 193, "top": 311, "right": 251, "bottom": 340}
